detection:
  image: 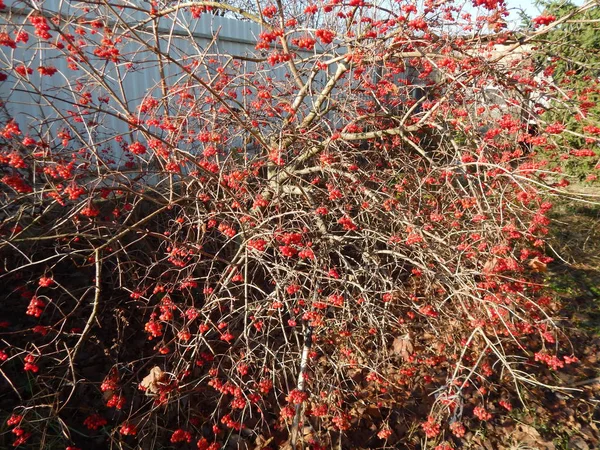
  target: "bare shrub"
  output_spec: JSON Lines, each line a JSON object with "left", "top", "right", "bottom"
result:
{"left": 0, "top": 0, "right": 597, "bottom": 448}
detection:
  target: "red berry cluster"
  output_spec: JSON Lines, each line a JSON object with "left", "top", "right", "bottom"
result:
{"left": 79, "top": 205, "right": 100, "bottom": 217}
{"left": 29, "top": 16, "right": 52, "bottom": 39}
{"left": 1, "top": 120, "right": 21, "bottom": 139}
{"left": 144, "top": 317, "right": 163, "bottom": 339}
{"left": 262, "top": 5, "right": 277, "bottom": 18}
{"left": 170, "top": 429, "right": 192, "bottom": 443}
{"left": 119, "top": 422, "right": 137, "bottom": 435}
{"left": 196, "top": 438, "right": 221, "bottom": 450}
{"left": 217, "top": 222, "right": 236, "bottom": 238}
{"left": 286, "top": 389, "right": 308, "bottom": 405}
{"left": 83, "top": 414, "right": 108, "bottom": 430}
{"left": 421, "top": 416, "right": 440, "bottom": 438}
{"left": 316, "top": 29, "right": 335, "bottom": 44}
{"left": 293, "top": 36, "right": 316, "bottom": 50}
{"left": 93, "top": 36, "right": 120, "bottom": 62}
{"left": 128, "top": 141, "right": 147, "bottom": 155}
{"left": 247, "top": 238, "right": 267, "bottom": 252}
{"left": 26, "top": 296, "right": 46, "bottom": 318}
{"left": 38, "top": 276, "right": 54, "bottom": 287}
{"left": 338, "top": 215, "right": 357, "bottom": 231}
{"left": 267, "top": 51, "right": 293, "bottom": 66}
{"left": 532, "top": 14, "right": 556, "bottom": 27}
{"left": 106, "top": 393, "right": 126, "bottom": 409}
{"left": 37, "top": 66, "right": 57, "bottom": 76}
{"left": 0, "top": 32, "right": 15, "bottom": 48}
{"left": 1, "top": 174, "right": 32, "bottom": 193}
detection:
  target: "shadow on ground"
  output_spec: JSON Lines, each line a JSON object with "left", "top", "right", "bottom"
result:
{"left": 547, "top": 198, "right": 600, "bottom": 337}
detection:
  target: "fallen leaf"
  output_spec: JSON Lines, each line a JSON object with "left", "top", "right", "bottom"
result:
{"left": 140, "top": 366, "right": 165, "bottom": 395}
{"left": 483, "top": 258, "right": 498, "bottom": 273}
{"left": 505, "top": 424, "right": 556, "bottom": 450}
{"left": 568, "top": 436, "right": 589, "bottom": 450}
{"left": 392, "top": 334, "right": 414, "bottom": 361}
{"left": 528, "top": 257, "right": 547, "bottom": 272}
{"left": 253, "top": 435, "right": 274, "bottom": 450}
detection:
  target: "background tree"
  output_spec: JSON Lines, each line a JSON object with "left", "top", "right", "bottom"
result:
{"left": 530, "top": 0, "right": 600, "bottom": 184}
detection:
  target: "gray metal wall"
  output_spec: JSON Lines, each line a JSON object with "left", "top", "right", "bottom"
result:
{"left": 0, "top": 2, "right": 332, "bottom": 163}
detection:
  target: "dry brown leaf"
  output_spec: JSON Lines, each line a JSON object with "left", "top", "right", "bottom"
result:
{"left": 392, "top": 335, "right": 414, "bottom": 361}
{"left": 365, "top": 406, "right": 383, "bottom": 419}
{"left": 253, "top": 435, "right": 273, "bottom": 450}
{"left": 482, "top": 258, "right": 498, "bottom": 273}
{"left": 277, "top": 440, "right": 293, "bottom": 450}
{"left": 505, "top": 424, "right": 556, "bottom": 450}
{"left": 528, "top": 257, "right": 547, "bottom": 272}
{"left": 568, "top": 436, "right": 590, "bottom": 450}
{"left": 140, "top": 366, "right": 165, "bottom": 395}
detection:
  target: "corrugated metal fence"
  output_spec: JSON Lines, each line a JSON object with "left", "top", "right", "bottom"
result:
{"left": 0, "top": 2, "right": 333, "bottom": 162}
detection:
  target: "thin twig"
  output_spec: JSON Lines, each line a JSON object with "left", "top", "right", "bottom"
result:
{"left": 71, "top": 249, "right": 102, "bottom": 360}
